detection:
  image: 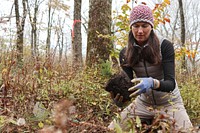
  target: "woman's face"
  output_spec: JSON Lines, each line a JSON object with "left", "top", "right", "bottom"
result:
{"left": 131, "top": 22, "right": 152, "bottom": 45}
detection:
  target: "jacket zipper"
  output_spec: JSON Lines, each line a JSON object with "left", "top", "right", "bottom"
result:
{"left": 143, "top": 60, "right": 157, "bottom": 105}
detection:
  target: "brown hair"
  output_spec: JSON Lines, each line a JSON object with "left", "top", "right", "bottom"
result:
{"left": 125, "top": 30, "right": 161, "bottom": 67}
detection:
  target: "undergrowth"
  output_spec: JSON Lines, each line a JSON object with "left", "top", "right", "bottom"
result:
{"left": 0, "top": 55, "right": 199, "bottom": 132}
{"left": 179, "top": 76, "right": 200, "bottom": 126}
{"left": 0, "top": 57, "right": 118, "bottom": 132}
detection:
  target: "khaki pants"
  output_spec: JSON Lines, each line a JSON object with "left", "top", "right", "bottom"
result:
{"left": 108, "top": 98, "right": 193, "bottom": 131}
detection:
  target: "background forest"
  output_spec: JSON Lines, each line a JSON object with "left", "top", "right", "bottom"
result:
{"left": 0, "top": 0, "right": 199, "bottom": 132}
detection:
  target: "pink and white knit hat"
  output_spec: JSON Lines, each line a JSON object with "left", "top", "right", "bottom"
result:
{"left": 130, "top": 5, "right": 154, "bottom": 27}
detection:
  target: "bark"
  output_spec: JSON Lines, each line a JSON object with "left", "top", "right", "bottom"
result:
{"left": 59, "top": 30, "right": 64, "bottom": 63}
{"left": 46, "top": 2, "right": 51, "bottom": 57}
{"left": 46, "top": 0, "right": 55, "bottom": 57}
{"left": 55, "top": 17, "right": 65, "bottom": 63}
{"left": 86, "top": 0, "right": 112, "bottom": 67}
{"left": 27, "top": 0, "right": 42, "bottom": 58}
{"left": 72, "top": 0, "right": 83, "bottom": 68}
{"left": 14, "top": 0, "right": 27, "bottom": 66}
{"left": 178, "top": 0, "right": 186, "bottom": 69}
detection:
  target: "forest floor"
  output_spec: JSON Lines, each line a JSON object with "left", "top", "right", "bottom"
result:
{"left": 0, "top": 96, "right": 116, "bottom": 132}
{"left": 0, "top": 63, "right": 200, "bottom": 132}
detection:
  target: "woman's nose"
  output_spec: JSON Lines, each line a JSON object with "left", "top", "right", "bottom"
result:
{"left": 138, "top": 27, "right": 144, "bottom": 33}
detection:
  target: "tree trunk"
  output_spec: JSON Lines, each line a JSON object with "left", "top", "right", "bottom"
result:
{"left": 59, "top": 31, "right": 64, "bottom": 63}
{"left": 27, "top": 0, "right": 40, "bottom": 58}
{"left": 72, "top": 0, "right": 83, "bottom": 69}
{"left": 55, "top": 19, "right": 64, "bottom": 63}
{"left": 14, "top": 0, "right": 27, "bottom": 66}
{"left": 178, "top": 0, "right": 186, "bottom": 70}
{"left": 46, "top": 0, "right": 55, "bottom": 58}
{"left": 86, "top": 0, "right": 112, "bottom": 67}
{"left": 46, "top": 2, "right": 52, "bottom": 57}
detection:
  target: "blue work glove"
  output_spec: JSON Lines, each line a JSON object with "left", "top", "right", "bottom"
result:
{"left": 128, "top": 77, "right": 154, "bottom": 97}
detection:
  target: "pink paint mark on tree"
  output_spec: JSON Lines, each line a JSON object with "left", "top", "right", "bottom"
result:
{"left": 71, "top": 19, "right": 81, "bottom": 39}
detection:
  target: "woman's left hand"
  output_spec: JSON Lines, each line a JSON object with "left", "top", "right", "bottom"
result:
{"left": 128, "top": 77, "right": 154, "bottom": 97}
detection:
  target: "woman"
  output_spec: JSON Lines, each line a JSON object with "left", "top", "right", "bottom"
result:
{"left": 108, "top": 4, "right": 192, "bottom": 131}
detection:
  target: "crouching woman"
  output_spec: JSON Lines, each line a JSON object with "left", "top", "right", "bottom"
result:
{"left": 107, "top": 4, "right": 193, "bottom": 131}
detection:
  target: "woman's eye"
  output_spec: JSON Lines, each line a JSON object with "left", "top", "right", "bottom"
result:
{"left": 133, "top": 25, "right": 139, "bottom": 28}
{"left": 142, "top": 25, "right": 149, "bottom": 28}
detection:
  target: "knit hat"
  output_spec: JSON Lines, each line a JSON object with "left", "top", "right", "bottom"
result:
{"left": 130, "top": 5, "right": 154, "bottom": 28}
